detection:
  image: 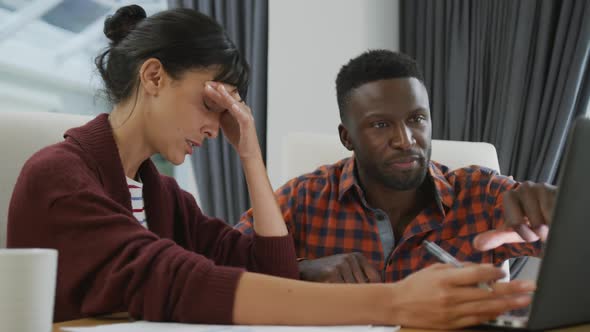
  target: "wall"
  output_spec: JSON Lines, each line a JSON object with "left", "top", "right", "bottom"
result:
{"left": 266, "top": 0, "right": 400, "bottom": 188}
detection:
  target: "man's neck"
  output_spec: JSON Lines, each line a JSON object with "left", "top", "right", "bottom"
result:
{"left": 357, "top": 170, "right": 433, "bottom": 231}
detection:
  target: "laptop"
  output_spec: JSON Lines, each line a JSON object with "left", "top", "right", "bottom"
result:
{"left": 483, "top": 117, "right": 590, "bottom": 330}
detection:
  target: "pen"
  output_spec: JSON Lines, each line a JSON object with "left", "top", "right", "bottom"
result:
{"left": 423, "top": 240, "right": 494, "bottom": 291}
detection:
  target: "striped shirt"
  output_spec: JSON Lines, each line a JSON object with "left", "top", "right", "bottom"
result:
{"left": 236, "top": 157, "right": 541, "bottom": 282}
{"left": 126, "top": 176, "right": 148, "bottom": 228}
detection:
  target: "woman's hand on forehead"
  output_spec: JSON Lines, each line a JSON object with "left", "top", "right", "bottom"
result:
{"left": 203, "top": 80, "right": 260, "bottom": 160}
{"left": 203, "top": 81, "right": 241, "bottom": 112}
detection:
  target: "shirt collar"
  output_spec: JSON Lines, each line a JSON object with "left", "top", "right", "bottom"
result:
{"left": 429, "top": 161, "right": 456, "bottom": 215}
{"left": 337, "top": 157, "right": 360, "bottom": 201}
{"left": 337, "top": 158, "right": 456, "bottom": 216}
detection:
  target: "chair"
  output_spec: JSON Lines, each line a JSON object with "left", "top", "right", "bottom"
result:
{"left": 0, "top": 111, "right": 94, "bottom": 248}
{"left": 281, "top": 132, "right": 501, "bottom": 183}
{"left": 280, "top": 132, "right": 523, "bottom": 280}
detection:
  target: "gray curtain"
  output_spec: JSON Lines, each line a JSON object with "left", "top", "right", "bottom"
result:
{"left": 401, "top": 0, "right": 590, "bottom": 183}
{"left": 168, "top": 0, "right": 268, "bottom": 224}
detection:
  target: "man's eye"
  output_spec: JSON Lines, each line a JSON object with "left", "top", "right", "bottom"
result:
{"left": 371, "top": 121, "right": 388, "bottom": 129}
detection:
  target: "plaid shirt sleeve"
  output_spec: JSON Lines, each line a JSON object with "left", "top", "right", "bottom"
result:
{"left": 487, "top": 175, "right": 543, "bottom": 264}
{"left": 235, "top": 178, "right": 299, "bottom": 236}
{"left": 235, "top": 208, "right": 255, "bottom": 234}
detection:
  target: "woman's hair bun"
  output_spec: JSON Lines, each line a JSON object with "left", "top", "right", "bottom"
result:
{"left": 103, "top": 4, "right": 147, "bottom": 44}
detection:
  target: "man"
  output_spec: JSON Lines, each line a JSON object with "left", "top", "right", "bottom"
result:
{"left": 236, "top": 50, "right": 554, "bottom": 283}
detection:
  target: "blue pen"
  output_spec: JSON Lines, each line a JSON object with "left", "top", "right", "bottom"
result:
{"left": 423, "top": 240, "right": 494, "bottom": 291}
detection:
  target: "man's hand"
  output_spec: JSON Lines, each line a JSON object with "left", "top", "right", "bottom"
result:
{"left": 389, "top": 263, "right": 536, "bottom": 329}
{"left": 474, "top": 181, "right": 557, "bottom": 250}
{"left": 298, "top": 253, "right": 382, "bottom": 283}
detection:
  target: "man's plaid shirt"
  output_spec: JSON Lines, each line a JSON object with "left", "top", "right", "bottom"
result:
{"left": 236, "top": 157, "right": 541, "bottom": 282}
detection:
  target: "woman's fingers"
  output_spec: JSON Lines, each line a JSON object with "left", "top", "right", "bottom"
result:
{"left": 436, "top": 280, "right": 535, "bottom": 305}
{"left": 205, "top": 82, "right": 243, "bottom": 112}
{"left": 204, "top": 82, "right": 252, "bottom": 128}
{"left": 442, "top": 264, "right": 506, "bottom": 287}
{"left": 203, "top": 84, "right": 225, "bottom": 110}
{"left": 216, "top": 84, "right": 240, "bottom": 110}
{"left": 451, "top": 294, "right": 532, "bottom": 319}
{"left": 204, "top": 82, "right": 262, "bottom": 159}
{"left": 492, "top": 279, "right": 536, "bottom": 295}
{"left": 441, "top": 279, "right": 534, "bottom": 328}
{"left": 395, "top": 262, "right": 535, "bottom": 330}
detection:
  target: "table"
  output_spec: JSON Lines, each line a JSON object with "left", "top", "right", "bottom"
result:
{"left": 53, "top": 318, "right": 590, "bottom": 332}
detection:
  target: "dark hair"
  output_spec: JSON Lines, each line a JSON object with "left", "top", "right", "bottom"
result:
{"left": 335, "top": 49, "right": 424, "bottom": 121}
{"left": 96, "top": 5, "right": 249, "bottom": 105}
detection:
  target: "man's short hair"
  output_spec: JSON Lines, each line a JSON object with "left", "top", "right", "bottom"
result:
{"left": 335, "top": 50, "right": 425, "bottom": 121}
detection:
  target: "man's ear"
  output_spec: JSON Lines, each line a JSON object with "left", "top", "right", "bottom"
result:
{"left": 338, "top": 124, "right": 354, "bottom": 151}
{"left": 138, "top": 58, "right": 165, "bottom": 96}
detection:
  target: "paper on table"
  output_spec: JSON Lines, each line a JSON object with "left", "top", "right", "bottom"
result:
{"left": 61, "top": 321, "right": 400, "bottom": 332}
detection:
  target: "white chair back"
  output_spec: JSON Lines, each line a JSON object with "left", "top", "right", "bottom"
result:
{"left": 0, "top": 111, "right": 93, "bottom": 248}
{"left": 281, "top": 132, "right": 500, "bottom": 184}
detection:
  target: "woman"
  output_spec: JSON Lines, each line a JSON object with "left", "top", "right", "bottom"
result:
{"left": 7, "top": 5, "right": 534, "bottom": 329}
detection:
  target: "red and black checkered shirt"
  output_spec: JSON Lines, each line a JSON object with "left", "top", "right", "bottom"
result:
{"left": 236, "top": 157, "right": 541, "bottom": 282}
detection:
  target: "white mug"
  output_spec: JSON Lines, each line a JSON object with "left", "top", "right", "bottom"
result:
{"left": 0, "top": 248, "right": 58, "bottom": 332}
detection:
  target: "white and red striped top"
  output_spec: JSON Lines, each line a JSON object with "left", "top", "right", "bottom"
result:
{"left": 126, "top": 176, "right": 148, "bottom": 228}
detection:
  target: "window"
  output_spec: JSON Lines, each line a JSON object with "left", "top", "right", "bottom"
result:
{"left": 0, "top": 0, "right": 167, "bottom": 115}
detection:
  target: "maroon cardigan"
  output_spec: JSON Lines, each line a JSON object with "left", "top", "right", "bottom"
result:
{"left": 7, "top": 114, "right": 298, "bottom": 323}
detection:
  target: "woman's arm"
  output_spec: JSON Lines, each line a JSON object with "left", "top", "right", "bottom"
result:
{"left": 204, "top": 82, "right": 288, "bottom": 236}
{"left": 233, "top": 263, "right": 536, "bottom": 329}
{"left": 240, "top": 156, "right": 288, "bottom": 236}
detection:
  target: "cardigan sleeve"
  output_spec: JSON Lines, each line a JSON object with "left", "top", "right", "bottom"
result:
{"left": 169, "top": 179, "right": 299, "bottom": 280}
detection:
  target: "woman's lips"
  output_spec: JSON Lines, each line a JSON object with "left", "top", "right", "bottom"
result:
{"left": 185, "top": 141, "right": 193, "bottom": 155}
{"left": 185, "top": 139, "right": 201, "bottom": 155}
